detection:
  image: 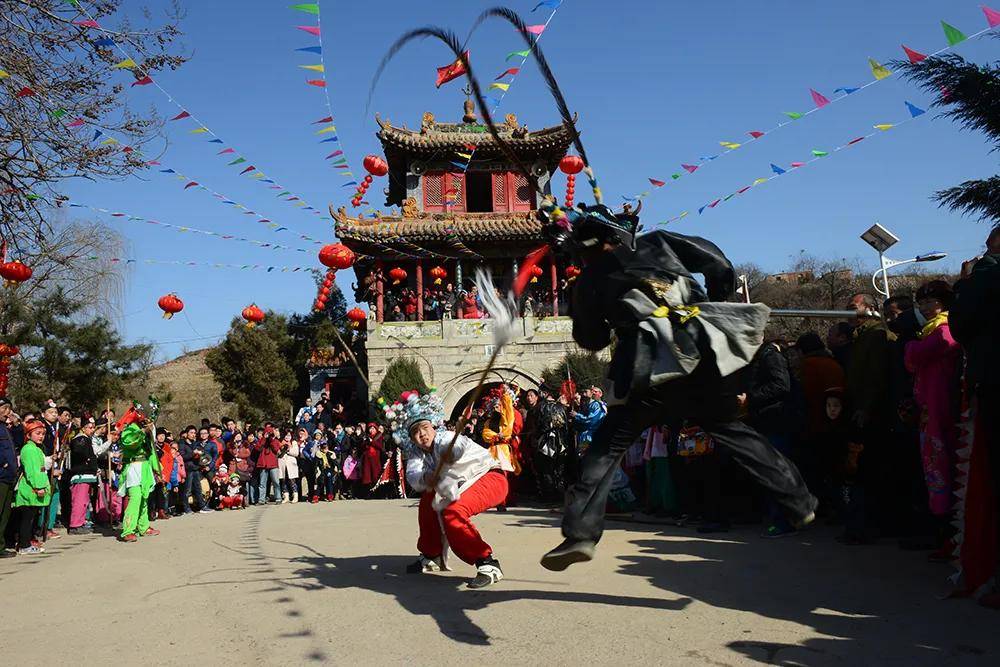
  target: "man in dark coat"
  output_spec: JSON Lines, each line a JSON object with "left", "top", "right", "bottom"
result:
{"left": 538, "top": 203, "right": 816, "bottom": 570}
{"left": 0, "top": 398, "right": 16, "bottom": 556}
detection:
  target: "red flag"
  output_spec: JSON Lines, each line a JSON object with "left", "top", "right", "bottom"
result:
{"left": 494, "top": 67, "right": 520, "bottom": 80}
{"left": 648, "top": 178, "right": 666, "bottom": 187}
{"left": 708, "top": 198, "right": 721, "bottom": 208}
{"left": 15, "top": 87, "right": 35, "bottom": 98}
{"left": 65, "top": 118, "right": 85, "bottom": 128}
{"left": 325, "top": 150, "right": 343, "bottom": 159}
{"left": 170, "top": 110, "right": 190, "bottom": 121}
{"left": 748, "top": 130, "right": 765, "bottom": 139}
{"left": 313, "top": 115, "right": 333, "bottom": 124}
{"left": 847, "top": 137, "right": 865, "bottom": 145}
{"left": 131, "top": 75, "right": 153, "bottom": 87}
{"left": 901, "top": 44, "right": 927, "bottom": 64}
{"left": 737, "top": 186, "right": 750, "bottom": 194}
{"left": 240, "top": 165, "right": 255, "bottom": 175}
{"left": 306, "top": 79, "right": 326, "bottom": 87}
{"left": 73, "top": 19, "right": 100, "bottom": 28}
{"left": 436, "top": 50, "right": 469, "bottom": 88}
{"left": 514, "top": 244, "right": 550, "bottom": 297}
{"left": 184, "top": 181, "right": 198, "bottom": 189}
{"left": 681, "top": 164, "right": 699, "bottom": 173}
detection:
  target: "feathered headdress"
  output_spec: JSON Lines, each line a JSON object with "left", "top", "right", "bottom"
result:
{"left": 381, "top": 390, "right": 445, "bottom": 455}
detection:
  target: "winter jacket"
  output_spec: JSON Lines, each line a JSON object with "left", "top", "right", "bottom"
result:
{"left": 744, "top": 343, "right": 791, "bottom": 434}
{"left": 255, "top": 437, "right": 280, "bottom": 470}
{"left": 0, "top": 423, "right": 16, "bottom": 484}
{"left": 178, "top": 439, "right": 199, "bottom": 473}
{"left": 406, "top": 430, "right": 501, "bottom": 510}
{"left": 360, "top": 435, "right": 384, "bottom": 485}
{"left": 950, "top": 253, "right": 1000, "bottom": 392}
{"left": 846, "top": 319, "right": 892, "bottom": 424}
{"left": 279, "top": 442, "right": 300, "bottom": 479}
{"left": 68, "top": 434, "right": 99, "bottom": 479}
{"left": 800, "top": 352, "right": 847, "bottom": 436}
{"left": 14, "top": 441, "right": 50, "bottom": 507}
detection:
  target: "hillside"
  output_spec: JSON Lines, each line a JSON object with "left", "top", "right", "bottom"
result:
{"left": 142, "top": 348, "right": 237, "bottom": 430}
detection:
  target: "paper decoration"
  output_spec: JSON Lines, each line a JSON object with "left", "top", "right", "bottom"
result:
{"left": 791, "top": 161, "right": 805, "bottom": 168}
{"left": 874, "top": 123, "right": 894, "bottom": 130}
{"left": 306, "top": 79, "right": 326, "bottom": 87}
{"left": 681, "top": 164, "right": 699, "bottom": 173}
{"left": 720, "top": 141, "right": 741, "bottom": 149}
{"left": 984, "top": 5, "right": 1000, "bottom": 28}
{"left": 170, "top": 110, "right": 190, "bottom": 121}
{"left": 532, "top": 0, "right": 562, "bottom": 10}
{"left": 131, "top": 75, "right": 153, "bottom": 86}
{"left": 15, "top": 87, "right": 35, "bottom": 98}
{"left": 783, "top": 111, "right": 803, "bottom": 120}
{"left": 112, "top": 58, "right": 136, "bottom": 69}
{"left": 506, "top": 49, "right": 531, "bottom": 60}
{"left": 73, "top": 19, "right": 100, "bottom": 28}
{"left": 190, "top": 127, "right": 208, "bottom": 134}
{"left": 299, "top": 64, "right": 324, "bottom": 72}
{"left": 941, "top": 20, "right": 967, "bottom": 45}
{"left": 748, "top": 131, "right": 765, "bottom": 138}
{"left": 290, "top": 3, "right": 320, "bottom": 14}
{"left": 495, "top": 67, "right": 520, "bottom": 79}
{"left": 92, "top": 37, "right": 115, "bottom": 47}
{"left": 811, "top": 150, "right": 828, "bottom": 157}
{"left": 525, "top": 25, "right": 546, "bottom": 35}
{"left": 0, "top": 70, "right": 8, "bottom": 79}
{"left": 835, "top": 87, "right": 860, "bottom": 95}
{"left": 649, "top": 178, "right": 666, "bottom": 187}
{"left": 905, "top": 101, "right": 926, "bottom": 117}
{"left": 810, "top": 89, "right": 831, "bottom": 107}
{"left": 490, "top": 82, "right": 510, "bottom": 91}
{"left": 296, "top": 25, "right": 321, "bottom": 36}
{"left": 868, "top": 58, "right": 892, "bottom": 80}
{"left": 901, "top": 44, "right": 927, "bottom": 63}
{"left": 753, "top": 178, "right": 768, "bottom": 185}
{"left": 771, "top": 163, "right": 786, "bottom": 175}
{"left": 296, "top": 46, "right": 322, "bottom": 55}
{"left": 184, "top": 181, "right": 198, "bottom": 189}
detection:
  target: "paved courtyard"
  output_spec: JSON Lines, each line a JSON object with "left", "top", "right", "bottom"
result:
{"left": 1, "top": 500, "right": 996, "bottom": 665}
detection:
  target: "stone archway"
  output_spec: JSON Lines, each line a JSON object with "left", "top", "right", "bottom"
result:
{"left": 438, "top": 365, "right": 541, "bottom": 419}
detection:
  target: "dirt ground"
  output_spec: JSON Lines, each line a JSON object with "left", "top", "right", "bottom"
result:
{"left": 1, "top": 500, "right": 996, "bottom": 666}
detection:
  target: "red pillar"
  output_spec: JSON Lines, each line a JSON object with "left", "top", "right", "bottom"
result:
{"left": 375, "top": 259, "right": 385, "bottom": 323}
{"left": 416, "top": 260, "right": 424, "bottom": 321}
{"left": 550, "top": 255, "right": 559, "bottom": 316}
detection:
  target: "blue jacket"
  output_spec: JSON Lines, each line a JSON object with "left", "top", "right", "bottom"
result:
{"left": 573, "top": 399, "right": 607, "bottom": 445}
{"left": 0, "top": 423, "right": 16, "bottom": 484}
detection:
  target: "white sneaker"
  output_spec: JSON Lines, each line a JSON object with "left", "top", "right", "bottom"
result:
{"left": 291, "top": 494, "right": 299, "bottom": 503}
{"left": 467, "top": 560, "right": 503, "bottom": 589}
{"left": 281, "top": 493, "right": 289, "bottom": 504}
{"left": 405, "top": 555, "right": 444, "bottom": 574}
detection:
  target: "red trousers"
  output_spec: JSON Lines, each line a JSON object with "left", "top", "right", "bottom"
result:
{"left": 417, "top": 470, "right": 508, "bottom": 565}
{"left": 220, "top": 495, "right": 243, "bottom": 509}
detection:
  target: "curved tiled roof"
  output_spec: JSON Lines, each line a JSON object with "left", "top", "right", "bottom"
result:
{"left": 336, "top": 212, "right": 542, "bottom": 243}
{"left": 375, "top": 113, "right": 576, "bottom": 157}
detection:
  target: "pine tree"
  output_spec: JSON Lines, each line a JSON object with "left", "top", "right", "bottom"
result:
{"left": 377, "top": 357, "right": 429, "bottom": 406}
{"left": 205, "top": 312, "right": 297, "bottom": 423}
{"left": 894, "top": 50, "right": 1000, "bottom": 223}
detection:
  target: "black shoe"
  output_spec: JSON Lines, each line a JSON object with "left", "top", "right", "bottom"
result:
{"left": 67, "top": 527, "right": 93, "bottom": 535}
{"left": 1, "top": 548, "right": 16, "bottom": 558}
{"left": 467, "top": 557, "right": 503, "bottom": 589}
{"left": 495, "top": 505, "right": 507, "bottom": 513}
{"left": 540, "top": 539, "right": 596, "bottom": 571}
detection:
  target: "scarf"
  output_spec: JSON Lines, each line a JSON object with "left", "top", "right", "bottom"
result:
{"left": 918, "top": 311, "right": 948, "bottom": 340}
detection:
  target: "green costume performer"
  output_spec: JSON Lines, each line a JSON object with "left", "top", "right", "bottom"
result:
{"left": 118, "top": 422, "right": 161, "bottom": 540}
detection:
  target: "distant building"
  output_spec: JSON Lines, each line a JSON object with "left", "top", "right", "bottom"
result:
{"left": 766, "top": 270, "right": 815, "bottom": 284}
{"left": 312, "top": 100, "right": 596, "bottom": 418}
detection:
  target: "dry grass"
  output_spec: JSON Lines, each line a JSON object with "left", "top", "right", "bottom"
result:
{"left": 134, "top": 348, "right": 237, "bottom": 430}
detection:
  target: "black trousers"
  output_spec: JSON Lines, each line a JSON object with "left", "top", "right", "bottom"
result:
{"left": 0, "top": 482, "right": 13, "bottom": 545}
{"left": 562, "top": 368, "right": 817, "bottom": 544}
{"left": 6, "top": 506, "right": 40, "bottom": 549}
{"left": 299, "top": 458, "right": 317, "bottom": 498}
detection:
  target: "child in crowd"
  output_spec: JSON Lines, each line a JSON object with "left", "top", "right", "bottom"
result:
{"left": 160, "top": 440, "right": 184, "bottom": 515}
{"left": 315, "top": 441, "right": 339, "bottom": 501}
{"left": 5, "top": 420, "right": 50, "bottom": 555}
{"left": 343, "top": 446, "right": 360, "bottom": 498}
{"left": 219, "top": 473, "right": 244, "bottom": 510}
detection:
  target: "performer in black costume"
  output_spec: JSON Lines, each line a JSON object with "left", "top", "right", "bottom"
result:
{"left": 537, "top": 204, "right": 818, "bottom": 570}
{"left": 371, "top": 6, "right": 818, "bottom": 572}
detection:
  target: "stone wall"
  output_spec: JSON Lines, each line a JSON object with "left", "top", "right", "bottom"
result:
{"left": 363, "top": 316, "right": 592, "bottom": 415}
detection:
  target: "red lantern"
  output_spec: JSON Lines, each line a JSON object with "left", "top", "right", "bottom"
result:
{"left": 565, "top": 265, "right": 581, "bottom": 281}
{"left": 0, "top": 343, "right": 18, "bottom": 357}
{"left": 318, "top": 243, "right": 355, "bottom": 270}
{"left": 157, "top": 293, "right": 184, "bottom": 319}
{"left": 241, "top": 303, "right": 265, "bottom": 328}
{"left": 363, "top": 154, "right": 389, "bottom": 177}
{"left": 559, "top": 155, "right": 584, "bottom": 175}
{"left": 529, "top": 264, "right": 544, "bottom": 284}
{"left": 429, "top": 265, "right": 447, "bottom": 285}
{"left": 347, "top": 306, "right": 367, "bottom": 328}
{"left": 388, "top": 267, "right": 407, "bottom": 286}
{"left": 0, "top": 260, "right": 32, "bottom": 287}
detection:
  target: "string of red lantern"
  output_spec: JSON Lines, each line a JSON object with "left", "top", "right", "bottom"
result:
{"left": 0, "top": 241, "right": 32, "bottom": 289}
{"left": 560, "top": 155, "right": 583, "bottom": 209}
{"left": 353, "top": 154, "right": 389, "bottom": 209}
{"left": 315, "top": 242, "right": 356, "bottom": 312}
{"left": 0, "top": 343, "right": 19, "bottom": 398}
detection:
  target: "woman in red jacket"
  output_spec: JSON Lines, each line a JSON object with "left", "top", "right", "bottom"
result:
{"left": 358, "top": 423, "right": 384, "bottom": 498}
{"left": 254, "top": 426, "right": 282, "bottom": 504}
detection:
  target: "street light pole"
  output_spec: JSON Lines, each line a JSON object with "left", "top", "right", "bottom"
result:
{"left": 860, "top": 223, "right": 946, "bottom": 301}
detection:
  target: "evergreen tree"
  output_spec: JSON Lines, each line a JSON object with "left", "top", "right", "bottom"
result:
{"left": 541, "top": 352, "right": 608, "bottom": 393}
{"left": 377, "top": 357, "right": 429, "bottom": 406}
{"left": 205, "top": 312, "right": 297, "bottom": 423}
{"left": 895, "top": 49, "right": 1000, "bottom": 223}
{"left": 3, "top": 288, "right": 152, "bottom": 410}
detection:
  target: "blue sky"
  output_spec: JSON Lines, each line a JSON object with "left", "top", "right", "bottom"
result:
{"left": 63, "top": 0, "right": 999, "bottom": 360}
